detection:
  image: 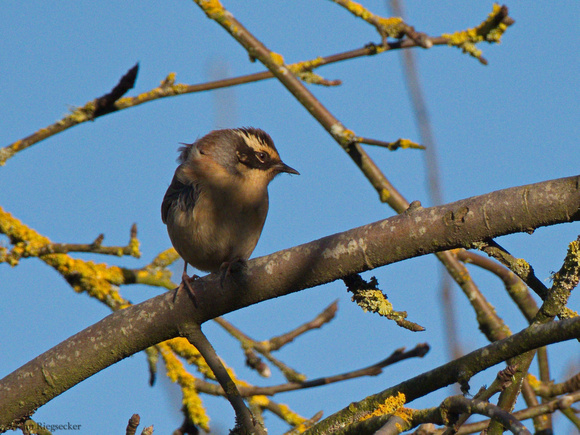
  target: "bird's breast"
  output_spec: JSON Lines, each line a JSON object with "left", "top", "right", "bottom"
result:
{"left": 167, "top": 187, "right": 269, "bottom": 272}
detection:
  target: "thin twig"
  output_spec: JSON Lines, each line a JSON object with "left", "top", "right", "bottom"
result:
{"left": 215, "top": 301, "right": 339, "bottom": 381}
{"left": 472, "top": 239, "right": 549, "bottom": 299}
{"left": 213, "top": 317, "right": 306, "bottom": 382}
{"left": 356, "top": 136, "right": 424, "bottom": 150}
{"left": 35, "top": 224, "right": 139, "bottom": 258}
{"left": 456, "top": 250, "right": 538, "bottom": 322}
{"left": 488, "top": 240, "right": 580, "bottom": 434}
{"left": 269, "top": 300, "right": 339, "bottom": 350}
{"left": 179, "top": 324, "right": 265, "bottom": 435}
{"left": 0, "top": 36, "right": 464, "bottom": 167}
{"left": 237, "top": 344, "right": 429, "bottom": 397}
{"left": 187, "top": 344, "right": 429, "bottom": 398}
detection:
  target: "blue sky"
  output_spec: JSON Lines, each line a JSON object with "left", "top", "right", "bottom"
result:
{"left": 1, "top": 1, "right": 579, "bottom": 434}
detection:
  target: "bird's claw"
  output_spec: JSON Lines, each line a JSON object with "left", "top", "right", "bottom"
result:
{"left": 174, "top": 272, "right": 200, "bottom": 307}
{"left": 219, "top": 259, "right": 246, "bottom": 287}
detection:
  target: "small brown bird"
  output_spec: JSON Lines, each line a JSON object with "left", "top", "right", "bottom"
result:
{"left": 161, "top": 127, "right": 299, "bottom": 298}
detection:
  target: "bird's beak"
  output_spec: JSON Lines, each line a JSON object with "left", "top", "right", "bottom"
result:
{"left": 276, "top": 162, "right": 300, "bottom": 175}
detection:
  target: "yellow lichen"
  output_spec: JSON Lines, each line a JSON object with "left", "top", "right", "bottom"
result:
{"left": 195, "top": 0, "right": 225, "bottom": 18}
{"left": 526, "top": 373, "right": 541, "bottom": 389}
{"left": 394, "top": 406, "right": 414, "bottom": 424}
{"left": 68, "top": 102, "right": 95, "bottom": 122}
{"left": 514, "top": 258, "right": 532, "bottom": 274}
{"left": 444, "top": 4, "right": 505, "bottom": 44}
{"left": 0, "top": 206, "right": 129, "bottom": 308}
{"left": 193, "top": 0, "right": 238, "bottom": 32}
{"left": 335, "top": 0, "right": 404, "bottom": 38}
{"left": 379, "top": 188, "right": 391, "bottom": 202}
{"left": 295, "top": 71, "right": 325, "bottom": 84}
{"left": 442, "top": 4, "right": 510, "bottom": 62}
{"left": 162, "top": 72, "right": 176, "bottom": 86}
{"left": 552, "top": 240, "right": 580, "bottom": 286}
{"left": 183, "top": 383, "right": 210, "bottom": 432}
{"left": 270, "top": 401, "right": 306, "bottom": 427}
{"left": 270, "top": 51, "right": 285, "bottom": 66}
{"left": 289, "top": 57, "right": 324, "bottom": 73}
{"left": 560, "top": 307, "right": 578, "bottom": 319}
{"left": 168, "top": 337, "right": 214, "bottom": 379}
{"left": 0, "top": 143, "right": 18, "bottom": 165}
{"left": 128, "top": 237, "right": 141, "bottom": 258}
{"left": 159, "top": 342, "right": 185, "bottom": 383}
{"left": 158, "top": 341, "right": 211, "bottom": 431}
{"left": 332, "top": 127, "right": 356, "bottom": 148}
{"left": 289, "top": 58, "right": 331, "bottom": 84}
{"left": 398, "top": 138, "right": 412, "bottom": 149}
{"left": 171, "top": 83, "right": 190, "bottom": 94}
{"left": 152, "top": 247, "right": 180, "bottom": 268}
{"left": 359, "top": 392, "right": 406, "bottom": 421}
{"left": 354, "top": 289, "right": 393, "bottom": 316}
{"left": 135, "top": 268, "right": 174, "bottom": 289}
{"left": 341, "top": 0, "right": 372, "bottom": 21}
{"left": 375, "top": 16, "right": 404, "bottom": 38}
{"left": 249, "top": 394, "right": 269, "bottom": 408}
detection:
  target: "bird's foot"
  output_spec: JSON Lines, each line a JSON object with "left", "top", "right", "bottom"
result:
{"left": 219, "top": 259, "right": 247, "bottom": 287}
{"left": 174, "top": 272, "right": 200, "bottom": 307}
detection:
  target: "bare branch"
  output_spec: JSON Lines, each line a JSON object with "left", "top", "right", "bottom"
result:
{"left": 457, "top": 250, "right": 539, "bottom": 322}
{"left": 1, "top": 176, "right": 579, "bottom": 429}
{"left": 269, "top": 300, "right": 339, "bottom": 350}
{"left": 179, "top": 324, "right": 266, "bottom": 435}
{"left": 235, "top": 344, "right": 429, "bottom": 397}
{"left": 473, "top": 239, "right": 550, "bottom": 299}
{"left": 214, "top": 316, "right": 307, "bottom": 382}
{"left": 0, "top": 28, "right": 493, "bottom": 168}
{"left": 214, "top": 301, "right": 339, "bottom": 381}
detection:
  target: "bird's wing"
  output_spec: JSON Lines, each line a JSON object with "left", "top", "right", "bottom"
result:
{"left": 161, "top": 173, "right": 197, "bottom": 224}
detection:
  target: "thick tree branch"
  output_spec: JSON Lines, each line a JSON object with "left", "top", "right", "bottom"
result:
{"left": 0, "top": 175, "right": 579, "bottom": 431}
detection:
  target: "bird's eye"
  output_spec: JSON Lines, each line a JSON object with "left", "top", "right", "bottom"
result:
{"left": 255, "top": 151, "right": 268, "bottom": 163}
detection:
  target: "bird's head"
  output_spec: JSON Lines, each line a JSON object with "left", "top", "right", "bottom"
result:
{"left": 177, "top": 128, "right": 299, "bottom": 193}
